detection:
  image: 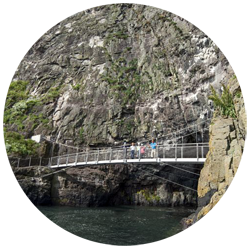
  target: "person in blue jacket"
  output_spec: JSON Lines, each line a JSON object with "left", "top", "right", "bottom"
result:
{"left": 149, "top": 139, "right": 157, "bottom": 158}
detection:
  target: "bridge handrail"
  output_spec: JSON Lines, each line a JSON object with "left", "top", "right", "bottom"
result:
{"left": 8, "top": 142, "right": 209, "bottom": 168}
{"left": 48, "top": 142, "right": 209, "bottom": 159}
{"left": 50, "top": 143, "right": 209, "bottom": 167}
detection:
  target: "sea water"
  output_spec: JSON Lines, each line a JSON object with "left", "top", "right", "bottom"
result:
{"left": 38, "top": 205, "right": 194, "bottom": 245}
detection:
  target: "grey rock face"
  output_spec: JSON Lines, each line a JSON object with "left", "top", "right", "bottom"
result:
{"left": 9, "top": 4, "right": 233, "bottom": 148}
{"left": 14, "top": 163, "right": 200, "bottom": 207}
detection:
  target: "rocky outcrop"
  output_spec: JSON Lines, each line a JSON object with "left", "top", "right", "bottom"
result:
{"left": 182, "top": 77, "right": 246, "bottom": 228}
{"left": 14, "top": 167, "right": 52, "bottom": 205}
{"left": 14, "top": 163, "right": 200, "bottom": 207}
{"left": 198, "top": 117, "right": 236, "bottom": 200}
{"left": 6, "top": 4, "right": 233, "bottom": 151}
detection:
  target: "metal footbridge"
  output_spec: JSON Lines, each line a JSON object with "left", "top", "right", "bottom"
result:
{"left": 49, "top": 142, "right": 208, "bottom": 168}
{"left": 9, "top": 118, "right": 211, "bottom": 169}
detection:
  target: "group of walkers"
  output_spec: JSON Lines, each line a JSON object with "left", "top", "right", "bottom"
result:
{"left": 123, "top": 139, "right": 157, "bottom": 159}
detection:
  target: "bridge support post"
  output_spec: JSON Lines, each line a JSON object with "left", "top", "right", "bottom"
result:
{"left": 196, "top": 143, "right": 199, "bottom": 160}
{"left": 175, "top": 144, "right": 177, "bottom": 161}
{"left": 17, "top": 158, "right": 20, "bottom": 168}
{"left": 39, "top": 157, "right": 42, "bottom": 167}
{"left": 139, "top": 148, "right": 141, "bottom": 162}
{"left": 157, "top": 145, "right": 159, "bottom": 162}
{"left": 57, "top": 156, "right": 60, "bottom": 168}
{"left": 196, "top": 124, "right": 198, "bottom": 142}
{"left": 86, "top": 151, "right": 88, "bottom": 164}
{"left": 75, "top": 153, "right": 78, "bottom": 166}
{"left": 201, "top": 145, "right": 204, "bottom": 158}
{"left": 97, "top": 149, "right": 99, "bottom": 164}
{"left": 123, "top": 147, "right": 127, "bottom": 163}
{"left": 109, "top": 148, "right": 112, "bottom": 163}
{"left": 66, "top": 154, "right": 69, "bottom": 166}
{"left": 29, "top": 157, "right": 31, "bottom": 167}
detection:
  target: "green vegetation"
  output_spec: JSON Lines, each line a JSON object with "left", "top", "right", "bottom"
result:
{"left": 5, "top": 80, "right": 29, "bottom": 110}
{"left": 169, "top": 21, "right": 183, "bottom": 35}
{"left": 41, "top": 85, "right": 62, "bottom": 103}
{"left": 101, "top": 57, "right": 142, "bottom": 106}
{"left": 4, "top": 131, "right": 39, "bottom": 157}
{"left": 137, "top": 189, "right": 160, "bottom": 203}
{"left": 4, "top": 80, "right": 52, "bottom": 156}
{"left": 4, "top": 94, "right": 47, "bottom": 131}
{"left": 79, "top": 127, "right": 85, "bottom": 142}
{"left": 104, "top": 30, "right": 129, "bottom": 45}
{"left": 209, "top": 84, "right": 237, "bottom": 118}
{"left": 72, "top": 83, "right": 81, "bottom": 91}
{"left": 158, "top": 14, "right": 172, "bottom": 23}
{"left": 235, "top": 90, "right": 241, "bottom": 98}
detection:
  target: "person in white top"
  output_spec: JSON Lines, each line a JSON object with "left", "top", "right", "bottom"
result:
{"left": 130, "top": 142, "right": 135, "bottom": 159}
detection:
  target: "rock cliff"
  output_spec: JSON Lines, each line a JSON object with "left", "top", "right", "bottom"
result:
{"left": 14, "top": 163, "right": 200, "bottom": 207}
{"left": 6, "top": 4, "right": 245, "bottom": 209}
{"left": 6, "top": 4, "right": 232, "bottom": 152}
{"left": 183, "top": 77, "right": 247, "bottom": 227}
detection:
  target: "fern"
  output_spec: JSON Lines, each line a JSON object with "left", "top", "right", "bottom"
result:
{"left": 209, "top": 84, "right": 236, "bottom": 118}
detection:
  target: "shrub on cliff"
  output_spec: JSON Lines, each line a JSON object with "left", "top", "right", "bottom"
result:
{"left": 4, "top": 131, "right": 39, "bottom": 157}
{"left": 209, "top": 84, "right": 236, "bottom": 118}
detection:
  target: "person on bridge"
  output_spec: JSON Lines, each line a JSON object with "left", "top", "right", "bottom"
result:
{"left": 149, "top": 139, "right": 157, "bottom": 158}
{"left": 130, "top": 142, "right": 135, "bottom": 159}
{"left": 140, "top": 143, "right": 145, "bottom": 158}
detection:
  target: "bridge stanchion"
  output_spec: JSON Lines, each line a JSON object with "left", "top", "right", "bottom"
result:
{"left": 57, "top": 156, "right": 60, "bottom": 168}
{"left": 181, "top": 145, "right": 183, "bottom": 158}
{"left": 97, "top": 149, "right": 99, "bottom": 164}
{"left": 39, "top": 157, "right": 42, "bottom": 167}
{"left": 195, "top": 123, "right": 198, "bottom": 143}
{"left": 175, "top": 144, "right": 177, "bottom": 161}
{"left": 139, "top": 148, "right": 141, "bottom": 162}
{"left": 157, "top": 145, "right": 159, "bottom": 162}
{"left": 201, "top": 144, "right": 204, "bottom": 158}
{"left": 75, "top": 153, "right": 78, "bottom": 166}
{"left": 86, "top": 152, "right": 88, "bottom": 164}
{"left": 196, "top": 143, "right": 199, "bottom": 160}
{"left": 123, "top": 147, "right": 127, "bottom": 163}
{"left": 66, "top": 154, "right": 69, "bottom": 166}
{"left": 17, "top": 158, "right": 20, "bottom": 168}
{"left": 29, "top": 157, "right": 31, "bottom": 167}
{"left": 109, "top": 148, "right": 112, "bottom": 163}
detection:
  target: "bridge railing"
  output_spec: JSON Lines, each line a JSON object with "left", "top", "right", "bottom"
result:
{"left": 48, "top": 143, "right": 209, "bottom": 167}
{"left": 8, "top": 143, "right": 209, "bottom": 168}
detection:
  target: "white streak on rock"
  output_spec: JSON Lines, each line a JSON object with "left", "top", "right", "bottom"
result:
{"left": 99, "top": 19, "right": 106, "bottom": 24}
{"left": 65, "top": 23, "right": 72, "bottom": 28}
{"left": 77, "top": 42, "right": 83, "bottom": 47}
{"left": 89, "top": 36, "right": 104, "bottom": 48}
